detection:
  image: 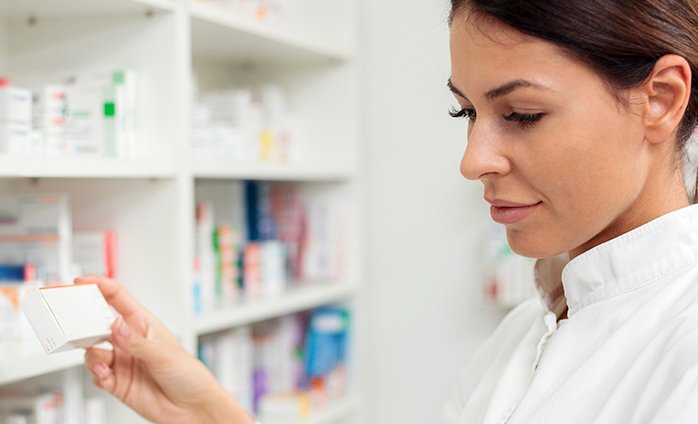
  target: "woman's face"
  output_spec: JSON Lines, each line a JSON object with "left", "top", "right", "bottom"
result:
{"left": 449, "top": 14, "right": 654, "bottom": 259}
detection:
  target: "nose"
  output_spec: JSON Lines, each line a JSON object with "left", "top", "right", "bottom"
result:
{"left": 459, "top": 124, "right": 511, "bottom": 181}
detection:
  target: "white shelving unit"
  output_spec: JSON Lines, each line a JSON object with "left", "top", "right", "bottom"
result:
{"left": 259, "top": 396, "right": 361, "bottom": 424}
{"left": 190, "top": 2, "right": 351, "bottom": 64}
{"left": 0, "top": 343, "right": 84, "bottom": 386}
{"left": 192, "top": 159, "right": 355, "bottom": 181}
{"left": 0, "top": 0, "right": 361, "bottom": 423}
{"left": 303, "top": 397, "right": 360, "bottom": 424}
{"left": 0, "top": 0, "right": 176, "bottom": 18}
{"left": 195, "top": 282, "right": 359, "bottom": 335}
{"left": 0, "top": 157, "right": 178, "bottom": 178}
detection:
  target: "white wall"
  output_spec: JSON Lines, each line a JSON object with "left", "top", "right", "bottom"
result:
{"left": 358, "top": 1, "right": 508, "bottom": 423}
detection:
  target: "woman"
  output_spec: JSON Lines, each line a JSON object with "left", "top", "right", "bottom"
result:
{"left": 443, "top": 0, "right": 698, "bottom": 423}
{"left": 81, "top": 0, "right": 698, "bottom": 422}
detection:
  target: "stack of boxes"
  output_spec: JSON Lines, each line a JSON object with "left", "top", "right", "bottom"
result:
{"left": 0, "top": 79, "right": 34, "bottom": 156}
{"left": 193, "top": 181, "right": 345, "bottom": 314}
{"left": 198, "top": 307, "right": 350, "bottom": 420}
{"left": 192, "top": 85, "right": 302, "bottom": 164}
{"left": 0, "top": 70, "right": 136, "bottom": 158}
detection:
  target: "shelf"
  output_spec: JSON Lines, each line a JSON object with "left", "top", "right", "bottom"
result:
{"left": 0, "top": 341, "right": 84, "bottom": 385}
{"left": 262, "top": 396, "right": 360, "bottom": 424}
{"left": 0, "top": 0, "right": 175, "bottom": 19}
{"left": 0, "top": 157, "right": 178, "bottom": 179}
{"left": 302, "top": 397, "right": 360, "bottom": 424}
{"left": 0, "top": 1, "right": 362, "bottom": 421}
{"left": 0, "top": 234, "right": 60, "bottom": 242}
{"left": 195, "top": 282, "right": 358, "bottom": 335}
{"left": 190, "top": 3, "right": 351, "bottom": 64}
{"left": 192, "top": 159, "right": 355, "bottom": 181}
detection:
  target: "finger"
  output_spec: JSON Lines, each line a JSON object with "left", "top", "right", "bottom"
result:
{"left": 88, "top": 362, "right": 112, "bottom": 386}
{"left": 74, "top": 275, "right": 148, "bottom": 321}
{"left": 111, "top": 317, "right": 169, "bottom": 364}
{"left": 76, "top": 275, "right": 179, "bottom": 347}
{"left": 91, "top": 368, "right": 115, "bottom": 392}
{"left": 85, "top": 347, "right": 115, "bottom": 371}
{"left": 100, "top": 373, "right": 115, "bottom": 391}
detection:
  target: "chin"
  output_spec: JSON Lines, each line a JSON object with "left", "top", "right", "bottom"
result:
{"left": 506, "top": 229, "right": 564, "bottom": 259}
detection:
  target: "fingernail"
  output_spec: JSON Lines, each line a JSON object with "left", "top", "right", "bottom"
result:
{"left": 94, "top": 364, "right": 109, "bottom": 379}
{"left": 118, "top": 319, "right": 130, "bottom": 338}
{"left": 101, "top": 377, "right": 114, "bottom": 391}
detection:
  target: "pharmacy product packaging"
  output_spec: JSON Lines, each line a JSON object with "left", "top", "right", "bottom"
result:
{"left": 73, "top": 230, "right": 117, "bottom": 278}
{"left": 0, "top": 83, "right": 32, "bottom": 126}
{"left": 0, "top": 278, "right": 38, "bottom": 343}
{"left": 34, "top": 84, "right": 67, "bottom": 156}
{"left": 257, "top": 392, "right": 311, "bottom": 422}
{"left": 0, "top": 194, "right": 74, "bottom": 285}
{"left": 64, "top": 69, "right": 136, "bottom": 158}
{"left": 21, "top": 283, "right": 115, "bottom": 354}
{"left": 0, "top": 124, "right": 31, "bottom": 154}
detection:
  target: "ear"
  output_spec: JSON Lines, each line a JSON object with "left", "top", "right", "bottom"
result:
{"left": 641, "top": 54, "right": 692, "bottom": 144}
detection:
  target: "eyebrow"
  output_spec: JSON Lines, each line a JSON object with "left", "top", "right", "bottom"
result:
{"left": 447, "top": 79, "right": 468, "bottom": 100}
{"left": 447, "top": 78, "right": 550, "bottom": 101}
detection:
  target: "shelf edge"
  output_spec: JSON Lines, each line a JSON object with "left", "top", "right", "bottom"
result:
{"left": 190, "top": 3, "right": 351, "bottom": 62}
{"left": 0, "top": 349, "right": 84, "bottom": 386}
{"left": 260, "top": 396, "right": 360, "bottom": 424}
{"left": 195, "top": 283, "right": 358, "bottom": 335}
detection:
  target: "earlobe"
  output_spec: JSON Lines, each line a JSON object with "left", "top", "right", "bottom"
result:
{"left": 643, "top": 54, "right": 692, "bottom": 144}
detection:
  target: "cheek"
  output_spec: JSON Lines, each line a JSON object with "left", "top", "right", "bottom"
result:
{"left": 534, "top": 104, "right": 645, "bottom": 207}
{"left": 507, "top": 109, "right": 646, "bottom": 257}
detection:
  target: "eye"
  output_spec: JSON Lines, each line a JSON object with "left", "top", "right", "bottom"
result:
{"left": 503, "top": 111, "right": 545, "bottom": 128}
{"left": 449, "top": 106, "right": 477, "bottom": 122}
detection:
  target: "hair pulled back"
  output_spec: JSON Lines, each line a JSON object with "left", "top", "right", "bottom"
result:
{"left": 449, "top": 0, "right": 698, "bottom": 148}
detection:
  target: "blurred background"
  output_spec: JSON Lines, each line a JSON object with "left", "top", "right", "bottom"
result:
{"left": 0, "top": 1, "right": 534, "bottom": 423}
{"left": 360, "top": 1, "right": 510, "bottom": 423}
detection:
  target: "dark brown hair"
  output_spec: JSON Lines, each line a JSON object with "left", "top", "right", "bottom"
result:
{"left": 449, "top": 0, "right": 698, "bottom": 149}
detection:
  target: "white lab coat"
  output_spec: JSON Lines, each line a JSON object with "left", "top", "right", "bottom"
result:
{"left": 444, "top": 204, "right": 698, "bottom": 423}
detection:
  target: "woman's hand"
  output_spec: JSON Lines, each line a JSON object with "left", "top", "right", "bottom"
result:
{"left": 75, "top": 275, "right": 255, "bottom": 424}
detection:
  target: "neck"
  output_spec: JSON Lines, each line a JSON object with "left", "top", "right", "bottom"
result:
{"left": 569, "top": 163, "right": 690, "bottom": 260}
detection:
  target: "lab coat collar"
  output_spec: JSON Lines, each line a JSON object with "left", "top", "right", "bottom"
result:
{"left": 561, "top": 204, "right": 698, "bottom": 317}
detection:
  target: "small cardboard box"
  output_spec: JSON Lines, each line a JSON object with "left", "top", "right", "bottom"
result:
{"left": 21, "top": 283, "right": 115, "bottom": 354}
{"left": 0, "top": 85, "right": 32, "bottom": 126}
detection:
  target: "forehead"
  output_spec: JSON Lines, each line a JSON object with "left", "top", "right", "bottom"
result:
{"left": 449, "top": 14, "right": 581, "bottom": 95}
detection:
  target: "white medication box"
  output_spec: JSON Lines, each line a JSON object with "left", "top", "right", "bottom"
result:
{"left": 21, "top": 284, "right": 115, "bottom": 354}
{"left": 0, "top": 85, "right": 32, "bottom": 126}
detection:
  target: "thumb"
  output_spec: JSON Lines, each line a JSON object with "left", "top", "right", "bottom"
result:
{"left": 112, "top": 318, "right": 165, "bottom": 364}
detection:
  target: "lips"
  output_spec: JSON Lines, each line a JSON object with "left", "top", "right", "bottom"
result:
{"left": 486, "top": 199, "right": 542, "bottom": 224}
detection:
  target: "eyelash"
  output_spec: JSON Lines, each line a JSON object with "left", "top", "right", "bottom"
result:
{"left": 449, "top": 107, "right": 545, "bottom": 129}
{"left": 449, "top": 106, "right": 476, "bottom": 121}
{"left": 504, "top": 111, "right": 545, "bottom": 128}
